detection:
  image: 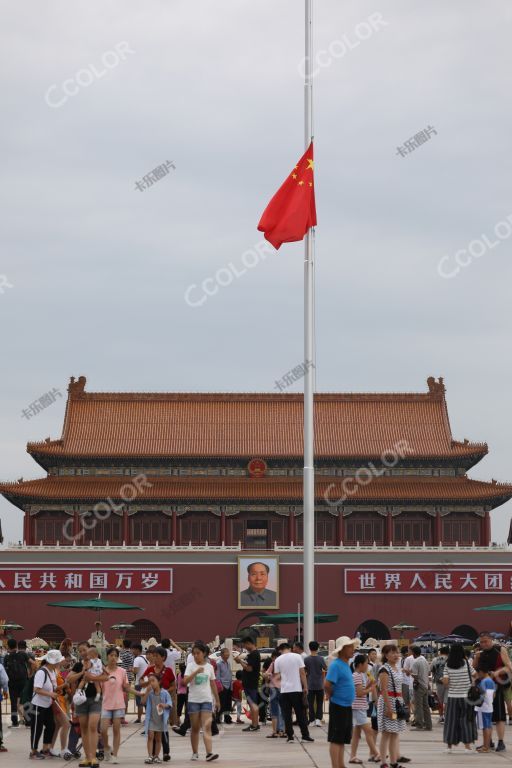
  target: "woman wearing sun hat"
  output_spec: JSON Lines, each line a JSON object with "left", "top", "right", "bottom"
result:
{"left": 29, "top": 649, "right": 65, "bottom": 760}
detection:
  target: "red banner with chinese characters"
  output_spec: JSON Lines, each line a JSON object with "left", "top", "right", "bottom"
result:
{"left": 0, "top": 567, "right": 173, "bottom": 594}
{"left": 345, "top": 568, "right": 512, "bottom": 594}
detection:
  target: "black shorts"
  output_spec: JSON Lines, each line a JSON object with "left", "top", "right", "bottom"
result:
{"left": 492, "top": 686, "right": 507, "bottom": 723}
{"left": 327, "top": 702, "right": 352, "bottom": 745}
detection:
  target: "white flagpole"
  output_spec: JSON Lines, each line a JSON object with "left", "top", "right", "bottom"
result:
{"left": 303, "top": 0, "right": 315, "bottom": 648}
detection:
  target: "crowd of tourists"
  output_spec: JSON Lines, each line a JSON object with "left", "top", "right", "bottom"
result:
{"left": 0, "top": 630, "right": 511, "bottom": 767}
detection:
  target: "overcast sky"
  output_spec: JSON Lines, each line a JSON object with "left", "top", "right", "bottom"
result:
{"left": 1, "top": 0, "right": 511, "bottom": 546}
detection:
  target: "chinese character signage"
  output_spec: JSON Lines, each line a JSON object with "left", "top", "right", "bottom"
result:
{"left": 0, "top": 567, "right": 173, "bottom": 593}
{"left": 345, "top": 568, "right": 512, "bottom": 594}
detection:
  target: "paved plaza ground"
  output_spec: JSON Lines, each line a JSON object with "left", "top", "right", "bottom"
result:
{"left": 2, "top": 716, "right": 511, "bottom": 767}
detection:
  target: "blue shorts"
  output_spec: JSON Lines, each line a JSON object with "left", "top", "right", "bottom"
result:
{"left": 187, "top": 701, "right": 213, "bottom": 713}
{"left": 478, "top": 711, "right": 492, "bottom": 730}
{"left": 269, "top": 690, "right": 281, "bottom": 718}
{"left": 101, "top": 708, "right": 125, "bottom": 721}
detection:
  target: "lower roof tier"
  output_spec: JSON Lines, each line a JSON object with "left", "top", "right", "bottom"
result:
{"left": 1, "top": 475, "right": 511, "bottom": 510}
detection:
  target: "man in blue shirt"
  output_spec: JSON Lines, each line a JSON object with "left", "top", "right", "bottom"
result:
{"left": 325, "top": 636, "right": 358, "bottom": 768}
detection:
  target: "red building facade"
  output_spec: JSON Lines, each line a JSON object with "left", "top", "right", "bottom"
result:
{"left": 1, "top": 375, "right": 511, "bottom": 644}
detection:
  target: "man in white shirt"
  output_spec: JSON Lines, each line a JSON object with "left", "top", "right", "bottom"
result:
{"left": 131, "top": 644, "right": 148, "bottom": 723}
{"left": 401, "top": 646, "right": 414, "bottom": 722}
{"left": 274, "top": 643, "right": 314, "bottom": 744}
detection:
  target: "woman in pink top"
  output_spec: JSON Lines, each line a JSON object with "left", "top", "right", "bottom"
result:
{"left": 100, "top": 647, "right": 130, "bottom": 764}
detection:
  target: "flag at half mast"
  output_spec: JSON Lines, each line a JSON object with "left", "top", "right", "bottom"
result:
{"left": 257, "top": 142, "right": 316, "bottom": 249}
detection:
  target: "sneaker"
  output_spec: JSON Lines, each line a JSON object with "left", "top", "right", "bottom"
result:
{"left": 162, "top": 756, "right": 171, "bottom": 762}
{"left": 242, "top": 725, "right": 260, "bottom": 732}
{"left": 144, "top": 759, "right": 155, "bottom": 765}
{"left": 190, "top": 754, "right": 199, "bottom": 761}
{"left": 0, "top": 745, "right": 8, "bottom": 753}
{"left": 9, "top": 722, "right": 19, "bottom": 728}
{"left": 30, "top": 753, "right": 46, "bottom": 760}
{"left": 153, "top": 759, "right": 162, "bottom": 764}
{"left": 104, "top": 750, "right": 111, "bottom": 762}
{"left": 315, "top": 719, "right": 322, "bottom": 727}
{"left": 301, "top": 736, "right": 314, "bottom": 743}
{"left": 49, "top": 750, "right": 61, "bottom": 757}
{"left": 205, "top": 755, "right": 218, "bottom": 762}
{"left": 286, "top": 738, "right": 295, "bottom": 744}
{"left": 172, "top": 727, "right": 186, "bottom": 736}
{"left": 110, "top": 757, "right": 119, "bottom": 765}
{"left": 496, "top": 741, "right": 506, "bottom": 752}
{"left": 60, "top": 751, "right": 73, "bottom": 759}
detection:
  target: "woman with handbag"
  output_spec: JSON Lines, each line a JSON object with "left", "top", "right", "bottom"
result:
{"left": 377, "top": 644, "right": 406, "bottom": 768}
{"left": 441, "top": 643, "right": 477, "bottom": 754}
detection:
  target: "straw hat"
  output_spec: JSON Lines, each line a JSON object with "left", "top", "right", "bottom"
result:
{"left": 331, "top": 636, "right": 359, "bottom": 657}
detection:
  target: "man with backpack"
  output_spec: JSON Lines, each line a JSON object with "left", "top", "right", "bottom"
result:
{"left": 3, "top": 638, "right": 35, "bottom": 727}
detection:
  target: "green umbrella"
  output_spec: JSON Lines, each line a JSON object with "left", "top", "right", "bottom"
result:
{"left": 47, "top": 595, "right": 143, "bottom": 623}
{"left": 474, "top": 604, "right": 512, "bottom": 611}
{"left": 256, "top": 613, "right": 338, "bottom": 624}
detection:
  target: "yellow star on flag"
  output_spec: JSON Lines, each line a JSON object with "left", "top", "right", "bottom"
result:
{"left": 306, "top": 158, "right": 314, "bottom": 170}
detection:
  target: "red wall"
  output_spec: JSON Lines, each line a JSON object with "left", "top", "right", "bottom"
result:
{"left": 0, "top": 563, "right": 504, "bottom": 643}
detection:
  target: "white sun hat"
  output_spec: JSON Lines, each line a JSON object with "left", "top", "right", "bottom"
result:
{"left": 330, "top": 636, "right": 360, "bottom": 657}
{"left": 42, "top": 649, "right": 65, "bottom": 665}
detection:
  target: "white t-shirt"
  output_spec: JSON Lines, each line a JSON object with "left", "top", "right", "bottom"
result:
{"left": 32, "top": 667, "right": 55, "bottom": 708}
{"left": 274, "top": 652, "right": 305, "bottom": 693}
{"left": 165, "top": 649, "right": 181, "bottom": 671}
{"left": 402, "top": 656, "right": 415, "bottom": 689}
{"left": 186, "top": 653, "right": 194, "bottom": 666}
{"left": 133, "top": 655, "right": 148, "bottom": 685}
{"left": 185, "top": 661, "right": 215, "bottom": 703}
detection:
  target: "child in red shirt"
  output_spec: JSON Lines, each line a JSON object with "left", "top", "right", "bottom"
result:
{"left": 232, "top": 672, "right": 243, "bottom": 724}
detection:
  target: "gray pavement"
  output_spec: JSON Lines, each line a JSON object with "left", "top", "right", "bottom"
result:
{"left": 2, "top": 716, "right": 512, "bottom": 767}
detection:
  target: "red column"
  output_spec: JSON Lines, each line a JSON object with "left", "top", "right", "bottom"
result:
{"left": 337, "top": 513, "right": 344, "bottom": 544}
{"left": 23, "top": 511, "right": 31, "bottom": 545}
{"left": 434, "top": 512, "right": 442, "bottom": 545}
{"left": 123, "top": 510, "right": 130, "bottom": 545}
{"left": 386, "top": 512, "right": 393, "bottom": 545}
{"left": 289, "top": 511, "right": 296, "bottom": 544}
{"left": 172, "top": 510, "right": 178, "bottom": 545}
{"left": 73, "top": 510, "right": 80, "bottom": 540}
{"left": 483, "top": 510, "right": 491, "bottom": 546}
{"left": 220, "top": 509, "right": 226, "bottom": 545}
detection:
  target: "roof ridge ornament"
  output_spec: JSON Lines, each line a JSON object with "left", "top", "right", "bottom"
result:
{"left": 427, "top": 376, "right": 445, "bottom": 396}
{"left": 68, "top": 376, "right": 87, "bottom": 398}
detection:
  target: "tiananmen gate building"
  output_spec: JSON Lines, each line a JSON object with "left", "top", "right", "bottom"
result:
{"left": 1, "top": 374, "right": 512, "bottom": 645}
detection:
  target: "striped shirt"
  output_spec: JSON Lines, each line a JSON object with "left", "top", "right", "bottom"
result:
{"left": 352, "top": 671, "right": 369, "bottom": 710}
{"left": 444, "top": 663, "right": 473, "bottom": 698}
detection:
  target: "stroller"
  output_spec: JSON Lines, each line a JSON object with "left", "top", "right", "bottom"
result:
{"left": 65, "top": 714, "right": 82, "bottom": 761}
{"left": 66, "top": 706, "right": 105, "bottom": 761}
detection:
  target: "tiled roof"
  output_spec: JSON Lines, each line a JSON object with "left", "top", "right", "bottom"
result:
{"left": 26, "top": 376, "right": 487, "bottom": 461}
{"left": 1, "top": 476, "right": 510, "bottom": 508}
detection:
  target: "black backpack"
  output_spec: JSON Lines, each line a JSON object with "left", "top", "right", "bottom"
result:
{"left": 4, "top": 652, "right": 28, "bottom": 684}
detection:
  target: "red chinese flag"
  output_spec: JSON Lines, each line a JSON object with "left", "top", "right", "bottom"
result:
{"left": 257, "top": 142, "right": 317, "bottom": 249}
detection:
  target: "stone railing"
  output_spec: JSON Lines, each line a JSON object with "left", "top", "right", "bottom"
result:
{"left": 4, "top": 540, "right": 510, "bottom": 552}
